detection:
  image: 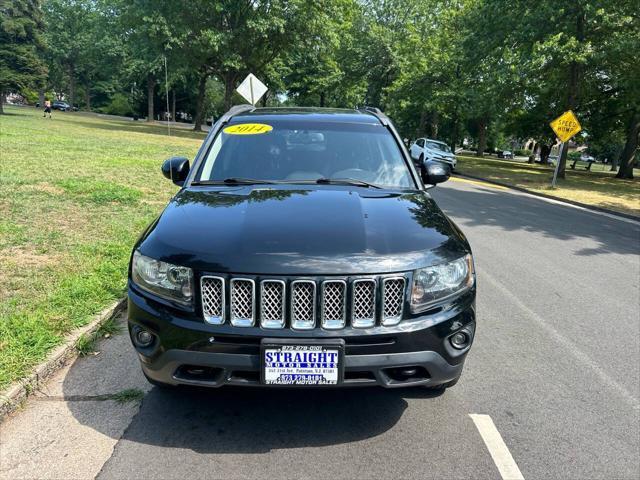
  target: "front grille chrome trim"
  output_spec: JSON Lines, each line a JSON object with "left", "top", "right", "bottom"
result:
{"left": 321, "top": 280, "right": 347, "bottom": 329}
{"left": 351, "top": 279, "right": 377, "bottom": 328}
{"left": 230, "top": 278, "right": 255, "bottom": 327}
{"left": 290, "top": 280, "right": 316, "bottom": 330}
{"left": 260, "top": 279, "right": 286, "bottom": 329}
{"left": 201, "top": 276, "right": 225, "bottom": 325}
{"left": 381, "top": 277, "right": 405, "bottom": 326}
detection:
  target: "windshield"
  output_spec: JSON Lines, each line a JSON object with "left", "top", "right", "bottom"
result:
{"left": 426, "top": 141, "right": 451, "bottom": 153}
{"left": 196, "top": 120, "right": 414, "bottom": 188}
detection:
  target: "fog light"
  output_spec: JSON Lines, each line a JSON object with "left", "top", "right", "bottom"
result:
{"left": 135, "top": 329, "right": 154, "bottom": 347}
{"left": 450, "top": 331, "right": 469, "bottom": 350}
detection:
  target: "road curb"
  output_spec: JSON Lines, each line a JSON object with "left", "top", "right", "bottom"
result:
{"left": 0, "top": 297, "right": 127, "bottom": 422}
{"left": 455, "top": 173, "right": 640, "bottom": 221}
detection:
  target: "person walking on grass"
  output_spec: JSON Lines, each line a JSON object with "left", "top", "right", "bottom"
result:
{"left": 43, "top": 99, "right": 51, "bottom": 118}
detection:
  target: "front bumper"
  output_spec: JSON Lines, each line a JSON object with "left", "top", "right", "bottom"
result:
{"left": 128, "top": 284, "right": 476, "bottom": 389}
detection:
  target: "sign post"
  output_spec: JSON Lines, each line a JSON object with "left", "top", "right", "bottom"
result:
{"left": 549, "top": 110, "right": 581, "bottom": 188}
{"left": 236, "top": 73, "right": 268, "bottom": 106}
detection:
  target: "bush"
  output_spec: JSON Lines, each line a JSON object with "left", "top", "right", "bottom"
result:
{"left": 567, "top": 151, "right": 582, "bottom": 162}
{"left": 514, "top": 149, "right": 530, "bottom": 156}
{"left": 101, "top": 93, "right": 133, "bottom": 117}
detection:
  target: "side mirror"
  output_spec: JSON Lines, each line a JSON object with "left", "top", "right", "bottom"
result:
{"left": 423, "top": 160, "right": 450, "bottom": 187}
{"left": 162, "top": 157, "right": 190, "bottom": 186}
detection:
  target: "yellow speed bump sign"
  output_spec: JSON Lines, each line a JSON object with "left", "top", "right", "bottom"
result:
{"left": 550, "top": 110, "right": 581, "bottom": 143}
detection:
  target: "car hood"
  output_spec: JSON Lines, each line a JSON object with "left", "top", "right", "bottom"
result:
{"left": 426, "top": 148, "right": 455, "bottom": 159}
{"left": 137, "top": 186, "right": 469, "bottom": 275}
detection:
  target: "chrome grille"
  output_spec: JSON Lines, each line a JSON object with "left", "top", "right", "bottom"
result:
{"left": 352, "top": 279, "right": 376, "bottom": 328}
{"left": 200, "top": 274, "right": 406, "bottom": 329}
{"left": 201, "top": 276, "right": 224, "bottom": 325}
{"left": 321, "top": 280, "right": 346, "bottom": 329}
{"left": 230, "top": 279, "right": 255, "bottom": 327}
{"left": 291, "top": 280, "right": 316, "bottom": 330}
{"left": 382, "top": 277, "right": 405, "bottom": 326}
{"left": 260, "top": 280, "right": 285, "bottom": 329}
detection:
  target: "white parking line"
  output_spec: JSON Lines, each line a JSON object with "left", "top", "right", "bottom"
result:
{"left": 469, "top": 414, "right": 525, "bottom": 480}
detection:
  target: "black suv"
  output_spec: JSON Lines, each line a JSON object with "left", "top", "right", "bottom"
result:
{"left": 128, "top": 106, "right": 475, "bottom": 389}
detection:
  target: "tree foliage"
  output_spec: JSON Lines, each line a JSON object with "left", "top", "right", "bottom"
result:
{"left": 3, "top": 0, "right": 638, "bottom": 177}
{"left": 0, "top": 0, "right": 47, "bottom": 112}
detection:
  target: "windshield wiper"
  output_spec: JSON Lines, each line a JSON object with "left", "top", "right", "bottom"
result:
{"left": 192, "top": 177, "right": 276, "bottom": 186}
{"left": 315, "top": 178, "right": 382, "bottom": 189}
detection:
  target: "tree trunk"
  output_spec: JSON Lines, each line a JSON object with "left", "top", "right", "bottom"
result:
{"left": 320, "top": 91, "right": 325, "bottom": 107}
{"left": 476, "top": 119, "right": 487, "bottom": 157}
{"left": 85, "top": 84, "right": 91, "bottom": 111}
{"left": 540, "top": 145, "right": 550, "bottom": 164}
{"left": 430, "top": 112, "right": 439, "bottom": 138}
{"left": 528, "top": 142, "right": 537, "bottom": 163}
{"left": 38, "top": 89, "right": 45, "bottom": 106}
{"left": 261, "top": 92, "right": 268, "bottom": 107}
{"left": 557, "top": 6, "right": 585, "bottom": 180}
{"left": 68, "top": 64, "right": 76, "bottom": 107}
{"left": 146, "top": 75, "right": 156, "bottom": 122}
{"left": 193, "top": 73, "right": 208, "bottom": 132}
{"left": 223, "top": 74, "right": 236, "bottom": 111}
{"left": 0, "top": 92, "right": 5, "bottom": 114}
{"left": 415, "top": 111, "right": 427, "bottom": 138}
{"left": 450, "top": 110, "right": 459, "bottom": 153}
{"left": 616, "top": 110, "right": 639, "bottom": 179}
{"left": 557, "top": 142, "right": 569, "bottom": 179}
{"left": 171, "top": 90, "right": 176, "bottom": 122}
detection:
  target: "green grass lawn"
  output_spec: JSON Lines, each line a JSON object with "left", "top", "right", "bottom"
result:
{"left": 455, "top": 155, "right": 640, "bottom": 216}
{"left": 0, "top": 106, "right": 205, "bottom": 390}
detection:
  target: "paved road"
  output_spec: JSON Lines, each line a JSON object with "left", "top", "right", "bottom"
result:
{"left": 2, "top": 178, "right": 639, "bottom": 480}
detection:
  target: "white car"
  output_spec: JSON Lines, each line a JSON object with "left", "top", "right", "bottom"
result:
{"left": 410, "top": 138, "right": 457, "bottom": 171}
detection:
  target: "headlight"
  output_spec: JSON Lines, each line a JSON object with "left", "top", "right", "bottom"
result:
{"left": 411, "top": 254, "right": 474, "bottom": 313}
{"left": 131, "top": 251, "right": 193, "bottom": 305}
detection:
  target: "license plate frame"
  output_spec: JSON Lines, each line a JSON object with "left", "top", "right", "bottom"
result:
{"left": 260, "top": 338, "right": 345, "bottom": 386}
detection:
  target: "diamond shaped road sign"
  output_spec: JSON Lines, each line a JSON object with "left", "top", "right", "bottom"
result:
{"left": 236, "top": 73, "right": 268, "bottom": 105}
{"left": 550, "top": 110, "right": 582, "bottom": 143}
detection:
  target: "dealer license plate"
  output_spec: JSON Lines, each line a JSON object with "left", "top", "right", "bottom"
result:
{"left": 261, "top": 341, "right": 343, "bottom": 386}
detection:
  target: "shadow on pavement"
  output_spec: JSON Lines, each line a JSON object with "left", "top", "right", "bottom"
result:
{"left": 62, "top": 324, "right": 443, "bottom": 453}
{"left": 99, "top": 386, "right": 438, "bottom": 453}
{"left": 431, "top": 183, "right": 640, "bottom": 257}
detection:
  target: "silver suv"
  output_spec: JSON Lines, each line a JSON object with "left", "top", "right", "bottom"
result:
{"left": 410, "top": 138, "right": 457, "bottom": 171}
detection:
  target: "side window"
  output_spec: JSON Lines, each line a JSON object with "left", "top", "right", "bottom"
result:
{"left": 417, "top": 139, "right": 425, "bottom": 147}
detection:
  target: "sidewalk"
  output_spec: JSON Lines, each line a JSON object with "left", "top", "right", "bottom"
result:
{"left": 0, "top": 313, "right": 149, "bottom": 480}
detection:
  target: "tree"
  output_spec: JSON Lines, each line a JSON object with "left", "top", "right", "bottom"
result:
{"left": 284, "top": 0, "right": 364, "bottom": 107}
{"left": 148, "top": 0, "right": 351, "bottom": 130}
{"left": 0, "top": 0, "right": 47, "bottom": 113}
{"left": 117, "top": 0, "right": 178, "bottom": 122}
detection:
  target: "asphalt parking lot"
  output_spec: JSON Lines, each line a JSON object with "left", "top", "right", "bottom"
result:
{"left": 1, "top": 178, "right": 639, "bottom": 480}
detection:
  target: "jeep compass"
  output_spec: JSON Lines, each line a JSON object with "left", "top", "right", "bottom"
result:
{"left": 128, "top": 106, "right": 475, "bottom": 389}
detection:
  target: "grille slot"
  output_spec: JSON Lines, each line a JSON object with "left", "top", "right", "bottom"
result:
{"left": 352, "top": 279, "right": 376, "bottom": 328}
{"left": 201, "top": 276, "right": 224, "bottom": 325}
{"left": 382, "top": 277, "right": 405, "bottom": 326}
{"left": 321, "top": 280, "right": 346, "bottom": 329}
{"left": 230, "top": 279, "right": 255, "bottom": 327}
{"left": 291, "top": 280, "right": 316, "bottom": 330}
{"left": 260, "top": 280, "right": 285, "bottom": 329}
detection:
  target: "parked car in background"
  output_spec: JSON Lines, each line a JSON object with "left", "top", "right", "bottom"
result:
{"left": 497, "top": 150, "right": 514, "bottom": 159}
{"left": 52, "top": 101, "right": 77, "bottom": 111}
{"left": 410, "top": 138, "right": 457, "bottom": 171}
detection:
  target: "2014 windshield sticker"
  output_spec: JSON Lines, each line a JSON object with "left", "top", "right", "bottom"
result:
{"left": 224, "top": 123, "right": 273, "bottom": 135}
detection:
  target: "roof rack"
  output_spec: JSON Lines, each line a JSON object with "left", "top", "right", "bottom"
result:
{"left": 357, "top": 106, "right": 389, "bottom": 126}
{"left": 219, "top": 104, "right": 255, "bottom": 123}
